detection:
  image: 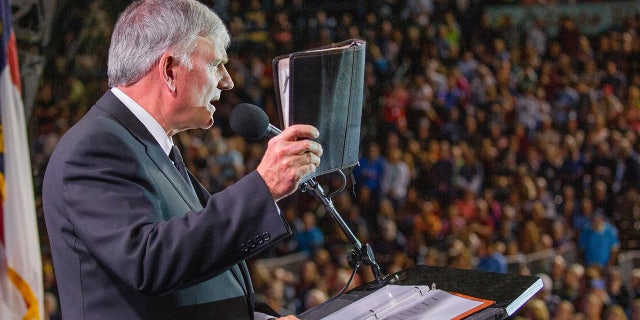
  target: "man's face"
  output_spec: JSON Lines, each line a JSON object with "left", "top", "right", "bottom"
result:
{"left": 592, "top": 215, "right": 604, "bottom": 231}
{"left": 173, "top": 36, "right": 233, "bottom": 130}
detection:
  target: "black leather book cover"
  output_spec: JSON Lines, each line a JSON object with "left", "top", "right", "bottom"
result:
{"left": 273, "top": 39, "right": 366, "bottom": 183}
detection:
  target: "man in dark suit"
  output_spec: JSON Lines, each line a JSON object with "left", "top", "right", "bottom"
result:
{"left": 42, "top": 0, "right": 322, "bottom": 319}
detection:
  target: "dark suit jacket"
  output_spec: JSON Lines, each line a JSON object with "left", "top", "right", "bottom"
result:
{"left": 43, "top": 91, "right": 291, "bottom": 320}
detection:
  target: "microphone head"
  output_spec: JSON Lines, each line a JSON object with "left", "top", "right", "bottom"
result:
{"left": 230, "top": 103, "right": 271, "bottom": 141}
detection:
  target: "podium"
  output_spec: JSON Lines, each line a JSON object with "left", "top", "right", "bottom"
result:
{"left": 299, "top": 265, "right": 543, "bottom": 320}
{"left": 294, "top": 178, "right": 542, "bottom": 319}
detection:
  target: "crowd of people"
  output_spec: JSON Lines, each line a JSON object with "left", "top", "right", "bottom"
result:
{"left": 23, "top": 0, "right": 640, "bottom": 319}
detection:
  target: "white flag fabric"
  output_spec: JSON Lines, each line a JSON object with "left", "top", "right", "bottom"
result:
{"left": 0, "top": 0, "right": 44, "bottom": 318}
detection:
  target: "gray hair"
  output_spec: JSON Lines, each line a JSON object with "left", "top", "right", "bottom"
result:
{"left": 107, "top": 0, "right": 230, "bottom": 87}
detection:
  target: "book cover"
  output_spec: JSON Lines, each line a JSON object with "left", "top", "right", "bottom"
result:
{"left": 273, "top": 39, "right": 366, "bottom": 183}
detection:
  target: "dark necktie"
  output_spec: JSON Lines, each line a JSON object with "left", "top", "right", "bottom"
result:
{"left": 169, "top": 145, "right": 190, "bottom": 184}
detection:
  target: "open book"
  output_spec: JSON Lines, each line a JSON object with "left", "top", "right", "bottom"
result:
{"left": 320, "top": 285, "right": 494, "bottom": 320}
{"left": 273, "top": 39, "right": 366, "bottom": 183}
{"left": 299, "top": 265, "right": 543, "bottom": 320}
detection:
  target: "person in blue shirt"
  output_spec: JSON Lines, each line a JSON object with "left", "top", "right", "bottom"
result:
{"left": 353, "top": 142, "right": 386, "bottom": 197}
{"left": 295, "top": 211, "right": 324, "bottom": 256}
{"left": 475, "top": 239, "right": 508, "bottom": 274}
{"left": 578, "top": 210, "right": 620, "bottom": 268}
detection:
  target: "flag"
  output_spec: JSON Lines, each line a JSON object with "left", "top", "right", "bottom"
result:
{"left": 0, "top": 0, "right": 44, "bottom": 318}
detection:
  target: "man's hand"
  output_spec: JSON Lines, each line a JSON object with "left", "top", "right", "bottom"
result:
{"left": 276, "top": 316, "right": 300, "bottom": 320}
{"left": 257, "top": 124, "right": 322, "bottom": 201}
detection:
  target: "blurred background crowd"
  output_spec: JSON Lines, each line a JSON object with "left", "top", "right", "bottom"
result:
{"left": 13, "top": 0, "right": 640, "bottom": 319}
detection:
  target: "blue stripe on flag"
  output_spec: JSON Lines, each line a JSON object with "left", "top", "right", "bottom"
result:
{"left": 0, "top": 0, "right": 12, "bottom": 71}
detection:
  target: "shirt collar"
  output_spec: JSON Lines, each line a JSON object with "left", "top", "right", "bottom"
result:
{"left": 111, "top": 87, "right": 174, "bottom": 155}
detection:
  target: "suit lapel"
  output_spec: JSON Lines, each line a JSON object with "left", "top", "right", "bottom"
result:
{"left": 94, "top": 91, "right": 202, "bottom": 210}
{"left": 188, "top": 171, "right": 212, "bottom": 207}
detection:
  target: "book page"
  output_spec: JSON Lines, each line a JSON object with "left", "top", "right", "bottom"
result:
{"left": 277, "top": 57, "right": 290, "bottom": 127}
{"left": 300, "top": 40, "right": 363, "bottom": 54}
{"left": 372, "top": 290, "right": 494, "bottom": 320}
{"left": 320, "top": 285, "right": 494, "bottom": 320}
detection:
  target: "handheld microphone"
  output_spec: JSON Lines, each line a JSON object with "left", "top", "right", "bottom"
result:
{"left": 229, "top": 103, "right": 281, "bottom": 141}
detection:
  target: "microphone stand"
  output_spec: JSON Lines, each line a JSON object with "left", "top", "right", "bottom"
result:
{"left": 301, "top": 178, "right": 388, "bottom": 290}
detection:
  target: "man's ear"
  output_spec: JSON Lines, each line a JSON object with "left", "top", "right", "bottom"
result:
{"left": 160, "top": 53, "right": 177, "bottom": 93}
